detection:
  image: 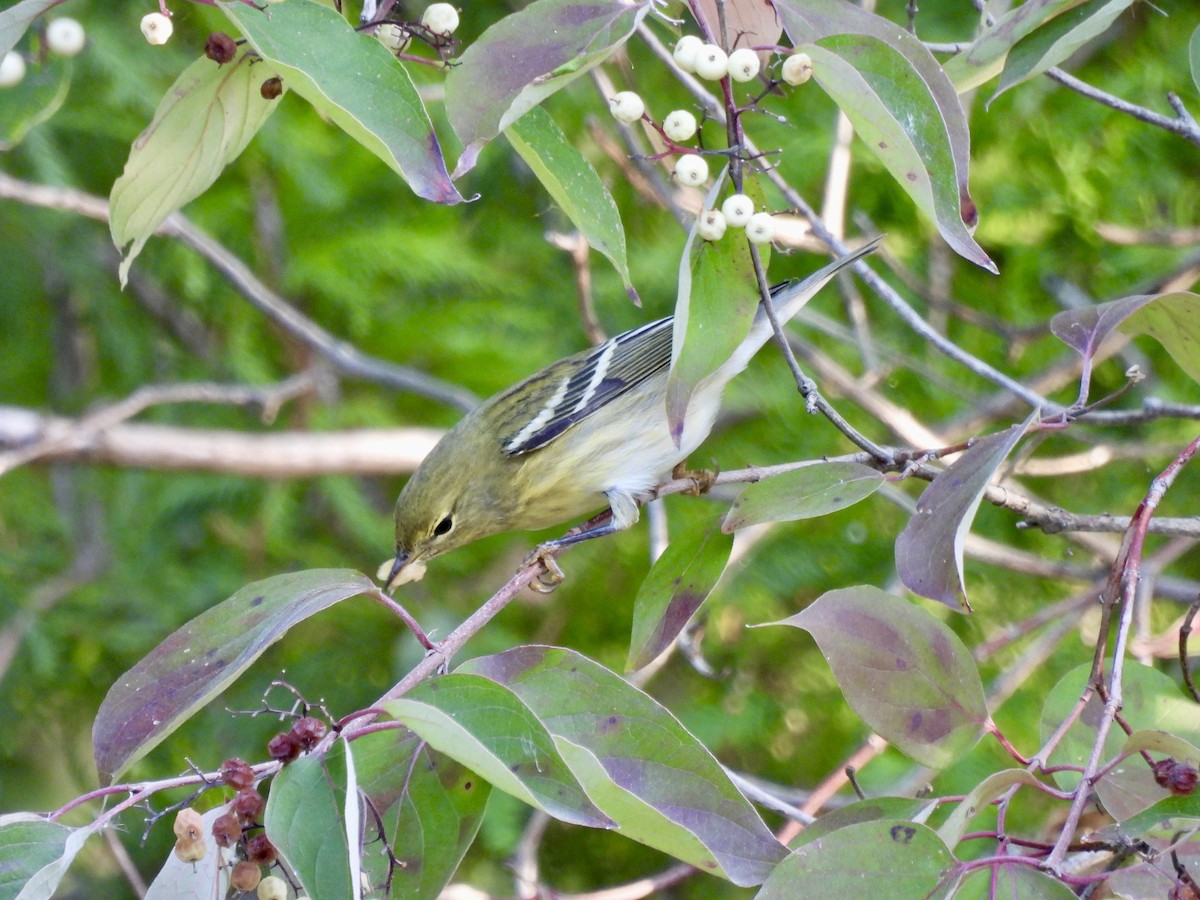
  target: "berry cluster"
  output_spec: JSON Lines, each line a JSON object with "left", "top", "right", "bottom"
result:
{"left": 0, "top": 17, "right": 87, "bottom": 90}
{"left": 607, "top": 35, "right": 817, "bottom": 245}
{"left": 373, "top": 3, "right": 460, "bottom": 57}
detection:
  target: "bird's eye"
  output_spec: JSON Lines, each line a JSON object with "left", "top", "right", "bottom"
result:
{"left": 433, "top": 515, "right": 454, "bottom": 537}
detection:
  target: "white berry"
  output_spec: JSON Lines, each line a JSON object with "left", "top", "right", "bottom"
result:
{"left": 608, "top": 91, "right": 645, "bottom": 124}
{"left": 258, "top": 875, "right": 288, "bottom": 900}
{"left": 375, "top": 23, "right": 410, "bottom": 53}
{"left": 781, "top": 52, "right": 813, "bottom": 86}
{"left": 721, "top": 194, "right": 755, "bottom": 227}
{"left": 46, "top": 17, "right": 86, "bottom": 57}
{"left": 140, "top": 12, "right": 173, "bottom": 45}
{"left": 726, "top": 48, "right": 760, "bottom": 83}
{"left": 745, "top": 212, "right": 777, "bottom": 244}
{"left": 697, "top": 209, "right": 727, "bottom": 241}
{"left": 693, "top": 43, "right": 728, "bottom": 81}
{"left": 662, "top": 109, "right": 697, "bottom": 143}
{"left": 673, "top": 154, "right": 709, "bottom": 187}
{"left": 421, "top": 3, "right": 459, "bottom": 36}
{"left": 672, "top": 35, "right": 703, "bottom": 73}
{"left": 0, "top": 51, "right": 25, "bottom": 87}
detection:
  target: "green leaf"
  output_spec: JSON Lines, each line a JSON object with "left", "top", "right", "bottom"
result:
{"left": 1121, "top": 292, "right": 1200, "bottom": 385}
{"left": 627, "top": 514, "right": 732, "bottom": 671}
{"left": 0, "top": 0, "right": 57, "bottom": 58}
{"left": 992, "top": 0, "right": 1135, "bottom": 103}
{"left": 110, "top": 51, "right": 281, "bottom": 285}
{"left": 755, "top": 820, "right": 954, "bottom": 899}
{"left": 218, "top": 0, "right": 462, "bottom": 205}
{"left": 384, "top": 674, "right": 613, "bottom": 829}
{"left": 666, "top": 169, "right": 762, "bottom": 442}
{"left": 723, "top": 461, "right": 883, "bottom": 532}
{"left": 943, "top": 0, "right": 1091, "bottom": 92}
{"left": 445, "top": 0, "right": 653, "bottom": 175}
{"left": 767, "top": 586, "right": 988, "bottom": 769}
{"left": 1118, "top": 792, "right": 1200, "bottom": 838}
{"left": 789, "top": 798, "right": 937, "bottom": 849}
{"left": 772, "top": 0, "right": 994, "bottom": 272}
{"left": 954, "top": 865, "right": 1080, "bottom": 899}
{"left": 462, "top": 646, "right": 788, "bottom": 886}
{"left": 92, "top": 569, "right": 375, "bottom": 782}
{"left": 264, "top": 743, "right": 356, "bottom": 900}
{"left": 0, "top": 815, "right": 78, "bottom": 900}
{"left": 1191, "top": 25, "right": 1200, "bottom": 94}
{"left": 937, "top": 769, "right": 1044, "bottom": 847}
{"left": 505, "top": 106, "right": 636, "bottom": 300}
{"left": 1040, "top": 662, "right": 1200, "bottom": 820}
{"left": 355, "top": 728, "right": 490, "bottom": 900}
{"left": 895, "top": 410, "right": 1038, "bottom": 609}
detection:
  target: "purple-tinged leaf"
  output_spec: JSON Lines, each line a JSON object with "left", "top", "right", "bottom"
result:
{"left": 789, "top": 797, "right": 936, "bottom": 849}
{"left": 384, "top": 675, "right": 613, "bottom": 829}
{"left": 93, "top": 569, "right": 374, "bottom": 783}
{"left": 219, "top": 0, "right": 463, "bottom": 205}
{"left": 773, "top": 0, "right": 994, "bottom": 273}
{"left": 0, "top": 0, "right": 63, "bottom": 58}
{"left": 755, "top": 820, "right": 953, "bottom": 899}
{"left": 627, "top": 514, "right": 732, "bottom": 671}
{"left": 666, "top": 170, "right": 762, "bottom": 443}
{"left": 769, "top": 586, "right": 988, "bottom": 768}
{"left": 1051, "top": 292, "right": 1200, "bottom": 391}
{"left": 992, "top": 0, "right": 1135, "bottom": 104}
{"left": 895, "top": 410, "right": 1037, "bottom": 609}
{"left": 936, "top": 769, "right": 1044, "bottom": 847}
{"left": 144, "top": 806, "right": 231, "bottom": 900}
{"left": 445, "top": 0, "right": 653, "bottom": 177}
{"left": 264, "top": 742, "right": 355, "bottom": 900}
{"left": 693, "top": 0, "right": 782, "bottom": 56}
{"left": 110, "top": 51, "right": 282, "bottom": 286}
{"left": 723, "top": 461, "right": 883, "bottom": 532}
{"left": 355, "top": 727, "right": 490, "bottom": 899}
{"left": 462, "top": 646, "right": 788, "bottom": 886}
{"left": 943, "top": 0, "right": 1090, "bottom": 92}
{"left": 1041, "top": 662, "right": 1200, "bottom": 821}
{"left": 506, "top": 106, "right": 636, "bottom": 300}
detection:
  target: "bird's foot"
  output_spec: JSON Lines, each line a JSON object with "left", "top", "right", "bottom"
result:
{"left": 522, "top": 544, "right": 565, "bottom": 593}
{"left": 672, "top": 460, "right": 719, "bottom": 496}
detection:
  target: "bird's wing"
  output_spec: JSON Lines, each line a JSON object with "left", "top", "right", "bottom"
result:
{"left": 498, "top": 317, "right": 672, "bottom": 456}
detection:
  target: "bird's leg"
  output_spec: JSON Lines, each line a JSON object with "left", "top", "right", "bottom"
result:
{"left": 671, "top": 460, "right": 720, "bottom": 496}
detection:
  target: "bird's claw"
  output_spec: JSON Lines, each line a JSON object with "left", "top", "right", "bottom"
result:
{"left": 523, "top": 545, "right": 565, "bottom": 593}
{"left": 672, "top": 460, "right": 719, "bottom": 496}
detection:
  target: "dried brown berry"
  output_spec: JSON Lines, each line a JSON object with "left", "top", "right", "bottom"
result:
{"left": 221, "top": 758, "right": 255, "bottom": 791}
{"left": 291, "top": 716, "right": 327, "bottom": 750}
{"left": 1152, "top": 758, "right": 1199, "bottom": 796}
{"left": 233, "top": 787, "right": 265, "bottom": 822}
{"left": 231, "top": 860, "right": 262, "bottom": 892}
{"left": 204, "top": 32, "right": 237, "bottom": 64}
{"left": 211, "top": 812, "right": 242, "bottom": 848}
{"left": 260, "top": 76, "right": 283, "bottom": 100}
{"left": 245, "top": 833, "right": 278, "bottom": 865}
{"left": 267, "top": 731, "right": 300, "bottom": 762}
{"left": 173, "top": 807, "right": 205, "bottom": 841}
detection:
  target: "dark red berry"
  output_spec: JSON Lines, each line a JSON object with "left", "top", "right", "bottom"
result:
{"left": 291, "top": 716, "right": 327, "bottom": 750}
{"left": 1152, "top": 758, "right": 1199, "bottom": 796}
{"left": 204, "top": 32, "right": 237, "bottom": 64}
{"left": 220, "top": 758, "right": 255, "bottom": 791}
{"left": 260, "top": 76, "right": 283, "bottom": 100}
{"left": 245, "top": 833, "right": 278, "bottom": 865}
{"left": 233, "top": 788, "right": 265, "bottom": 822}
{"left": 267, "top": 732, "right": 300, "bottom": 763}
{"left": 211, "top": 812, "right": 242, "bottom": 848}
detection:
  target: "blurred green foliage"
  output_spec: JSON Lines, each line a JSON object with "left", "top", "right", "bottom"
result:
{"left": 1, "top": 0, "right": 1198, "bottom": 896}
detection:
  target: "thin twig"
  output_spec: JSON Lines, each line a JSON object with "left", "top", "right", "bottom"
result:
{"left": 1045, "top": 68, "right": 1200, "bottom": 149}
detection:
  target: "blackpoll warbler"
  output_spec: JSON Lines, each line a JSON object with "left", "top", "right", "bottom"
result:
{"left": 383, "top": 241, "right": 877, "bottom": 590}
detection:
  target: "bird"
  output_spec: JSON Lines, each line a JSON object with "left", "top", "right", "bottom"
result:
{"left": 382, "top": 240, "right": 877, "bottom": 591}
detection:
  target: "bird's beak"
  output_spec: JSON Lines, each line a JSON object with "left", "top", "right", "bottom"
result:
{"left": 377, "top": 551, "right": 428, "bottom": 593}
